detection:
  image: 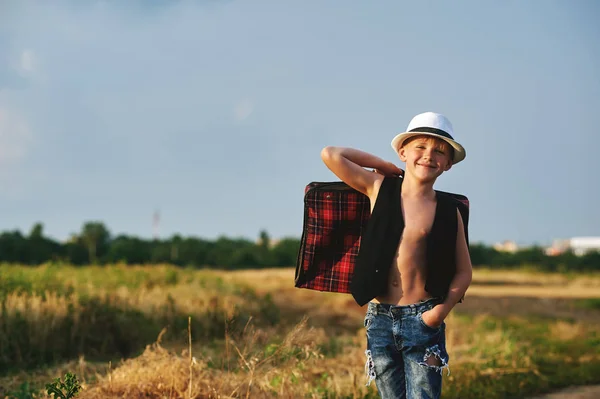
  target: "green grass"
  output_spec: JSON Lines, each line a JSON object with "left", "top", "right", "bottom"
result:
{"left": 1, "top": 264, "right": 599, "bottom": 398}
{"left": 443, "top": 314, "right": 600, "bottom": 399}
{"left": 575, "top": 298, "right": 600, "bottom": 310}
{"left": 0, "top": 264, "right": 281, "bottom": 374}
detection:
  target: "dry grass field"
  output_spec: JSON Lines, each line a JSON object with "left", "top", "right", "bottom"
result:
{"left": 1, "top": 264, "right": 599, "bottom": 398}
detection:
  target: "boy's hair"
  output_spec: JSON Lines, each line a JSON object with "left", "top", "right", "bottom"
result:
{"left": 401, "top": 135, "right": 455, "bottom": 162}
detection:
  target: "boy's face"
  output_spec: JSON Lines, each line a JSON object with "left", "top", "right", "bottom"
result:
{"left": 398, "top": 136, "right": 453, "bottom": 182}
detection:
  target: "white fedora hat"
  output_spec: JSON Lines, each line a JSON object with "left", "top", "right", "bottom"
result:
{"left": 391, "top": 112, "right": 466, "bottom": 164}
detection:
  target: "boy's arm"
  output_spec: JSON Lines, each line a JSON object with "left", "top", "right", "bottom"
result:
{"left": 424, "top": 208, "right": 473, "bottom": 325}
{"left": 321, "top": 146, "right": 403, "bottom": 197}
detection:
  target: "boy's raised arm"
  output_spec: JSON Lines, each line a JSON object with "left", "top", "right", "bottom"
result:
{"left": 321, "top": 146, "right": 403, "bottom": 197}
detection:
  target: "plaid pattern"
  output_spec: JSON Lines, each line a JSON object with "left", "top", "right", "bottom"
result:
{"left": 294, "top": 181, "right": 469, "bottom": 294}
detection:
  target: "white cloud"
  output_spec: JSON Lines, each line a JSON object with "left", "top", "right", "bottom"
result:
{"left": 0, "top": 105, "right": 32, "bottom": 165}
{"left": 19, "top": 50, "right": 36, "bottom": 73}
{"left": 9, "top": 49, "right": 39, "bottom": 80}
{"left": 233, "top": 99, "right": 254, "bottom": 121}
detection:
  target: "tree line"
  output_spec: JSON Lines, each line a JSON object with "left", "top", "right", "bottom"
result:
{"left": 0, "top": 222, "right": 598, "bottom": 271}
{"left": 0, "top": 222, "right": 299, "bottom": 268}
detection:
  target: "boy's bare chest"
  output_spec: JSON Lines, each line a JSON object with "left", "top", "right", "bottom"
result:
{"left": 401, "top": 198, "right": 436, "bottom": 237}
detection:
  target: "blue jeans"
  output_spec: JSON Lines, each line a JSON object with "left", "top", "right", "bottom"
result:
{"left": 363, "top": 298, "right": 449, "bottom": 399}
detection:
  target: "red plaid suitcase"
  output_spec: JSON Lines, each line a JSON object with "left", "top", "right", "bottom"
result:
{"left": 294, "top": 181, "right": 469, "bottom": 294}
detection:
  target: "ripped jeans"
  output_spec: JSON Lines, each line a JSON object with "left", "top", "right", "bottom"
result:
{"left": 364, "top": 298, "right": 449, "bottom": 399}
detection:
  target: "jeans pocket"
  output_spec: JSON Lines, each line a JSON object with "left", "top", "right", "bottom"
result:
{"left": 418, "top": 312, "right": 442, "bottom": 332}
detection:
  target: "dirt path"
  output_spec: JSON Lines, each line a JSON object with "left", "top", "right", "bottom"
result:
{"left": 528, "top": 385, "right": 600, "bottom": 399}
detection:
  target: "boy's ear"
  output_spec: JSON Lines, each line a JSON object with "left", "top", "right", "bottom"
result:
{"left": 443, "top": 159, "right": 453, "bottom": 172}
{"left": 398, "top": 147, "right": 407, "bottom": 162}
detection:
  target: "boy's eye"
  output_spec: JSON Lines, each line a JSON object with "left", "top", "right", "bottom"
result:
{"left": 435, "top": 149, "right": 445, "bottom": 154}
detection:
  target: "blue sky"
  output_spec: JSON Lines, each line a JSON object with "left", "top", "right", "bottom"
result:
{"left": 0, "top": 0, "right": 598, "bottom": 246}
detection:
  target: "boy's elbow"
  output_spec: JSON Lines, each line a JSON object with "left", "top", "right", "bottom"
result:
{"left": 321, "top": 146, "right": 339, "bottom": 162}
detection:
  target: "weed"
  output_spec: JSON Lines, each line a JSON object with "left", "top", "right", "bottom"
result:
{"left": 45, "top": 372, "right": 81, "bottom": 399}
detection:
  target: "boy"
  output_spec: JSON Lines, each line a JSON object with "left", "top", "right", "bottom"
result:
{"left": 320, "top": 112, "right": 472, "bottom": 399}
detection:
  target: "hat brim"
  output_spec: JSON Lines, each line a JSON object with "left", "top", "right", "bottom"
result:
{"left": 391, "top": 131, "right": 466, "bottom": 164}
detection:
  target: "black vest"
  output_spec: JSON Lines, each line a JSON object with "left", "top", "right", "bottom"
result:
{"left": 350, "top": 176, "right": 463, "bottom": 306}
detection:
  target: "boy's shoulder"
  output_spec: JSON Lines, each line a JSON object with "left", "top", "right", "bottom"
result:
{"left": 434, "top": 189, "right": 470, "bottom": 211}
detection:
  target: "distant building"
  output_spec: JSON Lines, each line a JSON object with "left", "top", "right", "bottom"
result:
{"left": 493, "top": 240, "right": 519, "bottom": 253}
{"left": 546, "top": 237, "right": 600, "bottom": 256}
{"left": 570, "top": 237, "right": 600, "bottom": 255}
